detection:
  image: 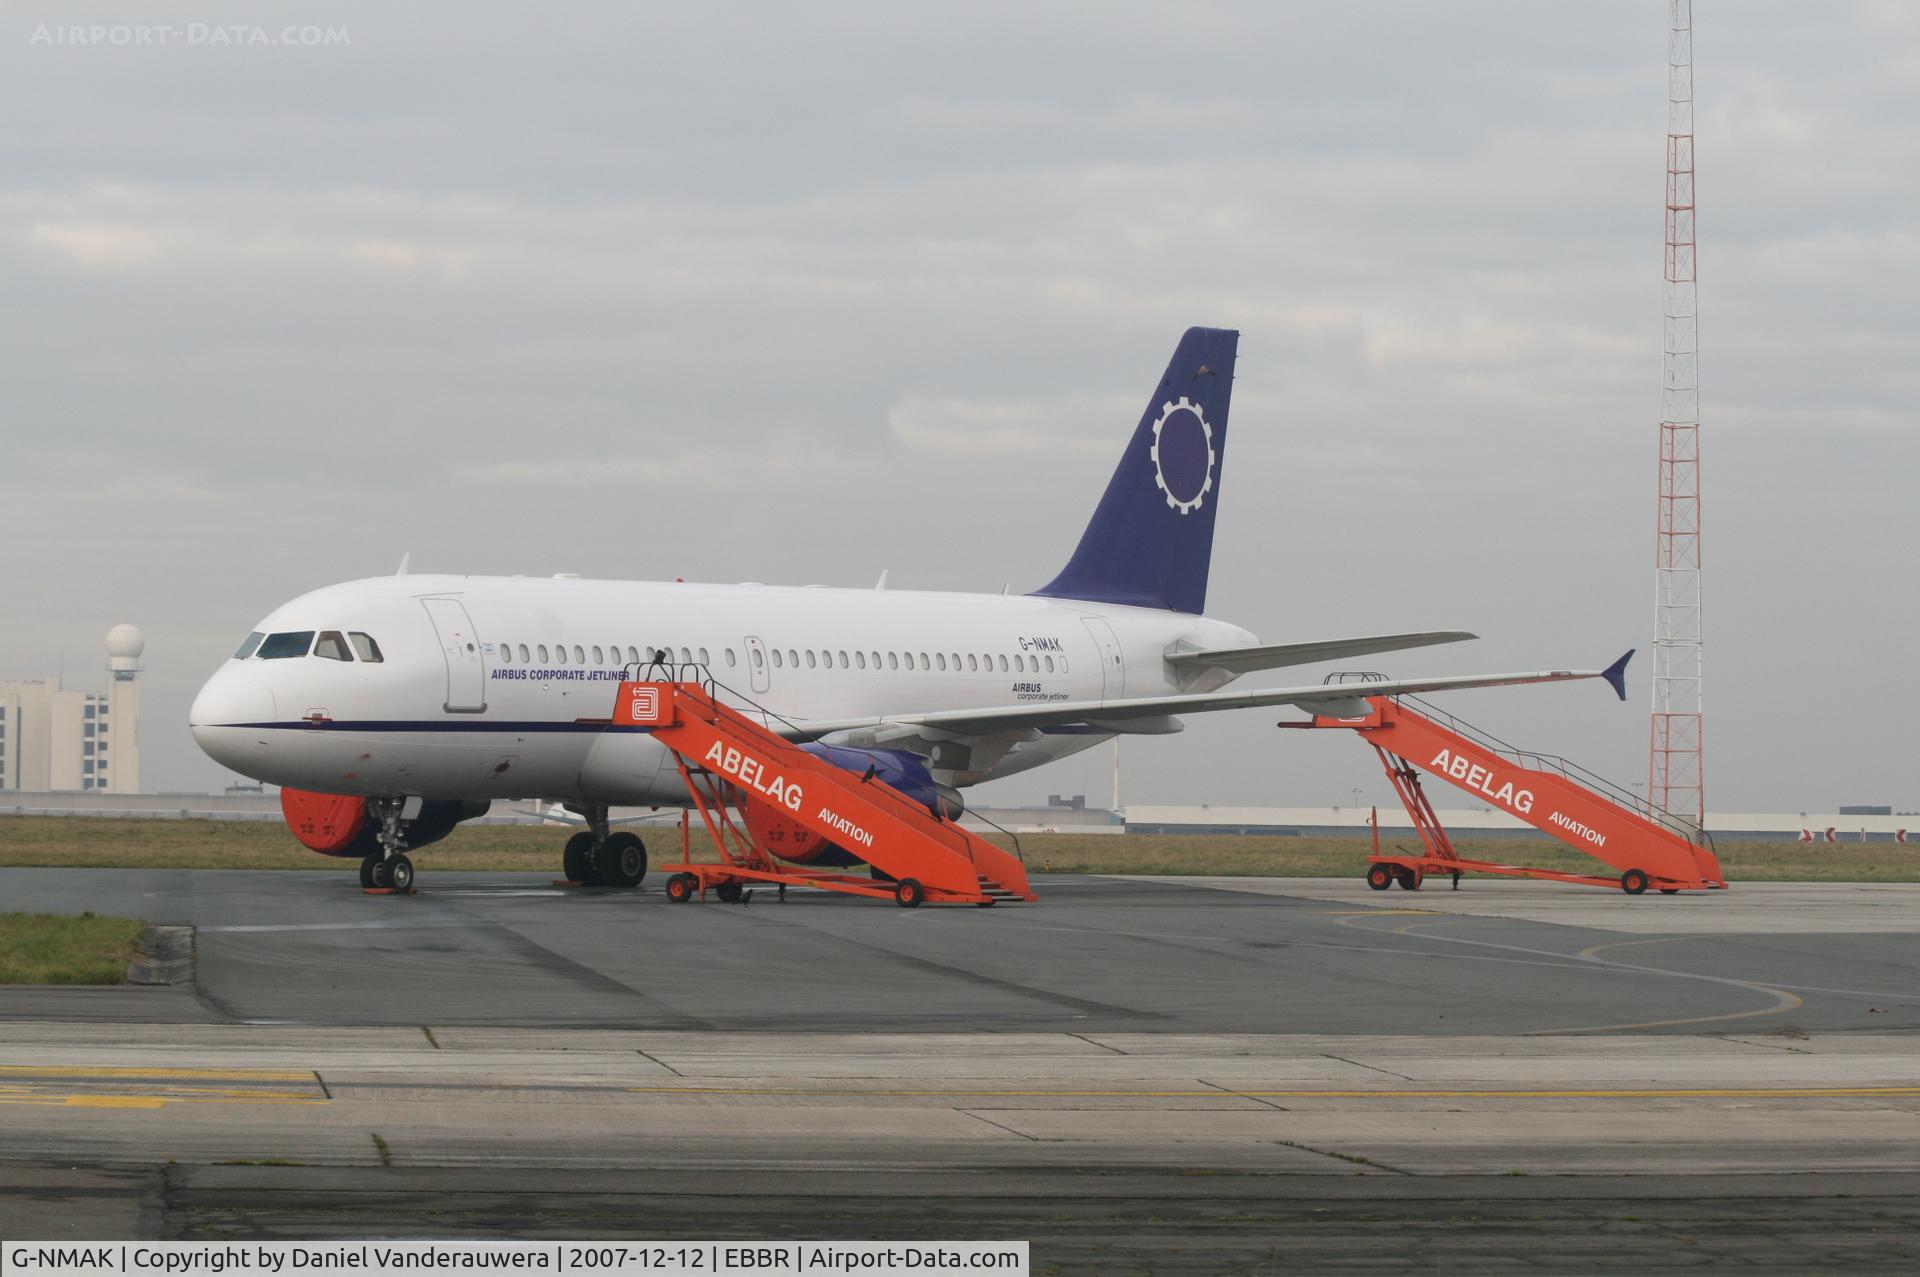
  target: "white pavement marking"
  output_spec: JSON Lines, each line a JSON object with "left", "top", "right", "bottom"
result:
{"left": 1120, "top": 876, "right": 1920, "bottom": 934}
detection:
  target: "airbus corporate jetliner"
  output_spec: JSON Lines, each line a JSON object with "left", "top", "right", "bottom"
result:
{"left": 191, "top": 328, "right": 1629, "bottom": 890}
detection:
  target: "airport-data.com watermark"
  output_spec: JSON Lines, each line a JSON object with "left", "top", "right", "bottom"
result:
{"left": 27, "top": 22, "right": 351, "bottom": 49}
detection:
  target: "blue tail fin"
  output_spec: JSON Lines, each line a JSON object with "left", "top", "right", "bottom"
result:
{"left": 1033, "top": 327, "right": 1239, "bottom": 614}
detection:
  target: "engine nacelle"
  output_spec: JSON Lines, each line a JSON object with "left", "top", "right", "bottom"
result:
{"left": 739, "top": 747, "right": 962, "bottom": 866}
{"left": 279, "top": 789, "right": 489, "bottom": 858}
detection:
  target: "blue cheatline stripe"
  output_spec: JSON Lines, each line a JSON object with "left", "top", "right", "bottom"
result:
{"left": 214, "top": 720, "right": 656, "bottom": 734}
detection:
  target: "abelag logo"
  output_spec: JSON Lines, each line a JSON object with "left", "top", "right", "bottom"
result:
{"left": 627, "top": 685, "right": 660, "bottom": 722}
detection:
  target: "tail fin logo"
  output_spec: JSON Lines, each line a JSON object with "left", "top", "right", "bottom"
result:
{"left": 1149, "top": 397, "right": 1216, "bottom": 515}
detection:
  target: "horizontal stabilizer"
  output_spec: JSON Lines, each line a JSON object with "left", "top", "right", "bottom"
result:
{"left": 1166, "top": 630, "right": 1476, "bottom": 676}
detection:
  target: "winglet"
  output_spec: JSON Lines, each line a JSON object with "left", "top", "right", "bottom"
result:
{"left": 1602, "top": 649, "right": 1634, "bottom": 702}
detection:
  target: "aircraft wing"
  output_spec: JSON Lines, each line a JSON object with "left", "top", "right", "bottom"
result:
{"left": 784, "top": 651, "right": 1633, "bottom": 741}
{"left": 1163, "top": 630, "right": 1476, "bottom": 675}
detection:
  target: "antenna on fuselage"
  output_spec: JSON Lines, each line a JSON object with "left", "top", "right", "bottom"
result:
{"left": 395, "top": 552, "right": 412, "bottom": 576}
{"left": 875, "top": 569, "right": 888, "bottom": 591}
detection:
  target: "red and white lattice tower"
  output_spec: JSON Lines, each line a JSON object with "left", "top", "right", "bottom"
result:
{"left": 1650, "top": 0, "right": 1704, "bottom": 828}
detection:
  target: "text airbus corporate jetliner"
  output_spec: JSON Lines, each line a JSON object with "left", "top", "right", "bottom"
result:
{"left": 191, "top": 329, "right": 1627, "bottom": 890}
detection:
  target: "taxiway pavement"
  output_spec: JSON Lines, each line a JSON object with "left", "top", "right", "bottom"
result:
{"left": 2, "top": 869, "right": 1917, "bottom": 1267}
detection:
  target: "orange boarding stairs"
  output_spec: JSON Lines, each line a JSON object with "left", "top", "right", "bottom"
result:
{"left": 1282, "top": 692, "right": 1726, "bottom": 895}
{"left": 615, "top": 679, "right": 1035, "bottom": 908}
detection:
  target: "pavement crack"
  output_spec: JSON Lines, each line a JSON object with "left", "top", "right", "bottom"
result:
{"left": 1068, "top": 1033, "right": 1127, "bottom": 1055}
{"left": 311, "top": 1070, "right": 332, "bottom": 1100}
{"left": 1267, "top": 1137, "right": 1414, "bottom": 1176}
{"left": 421, "top": 1027, "right": 441, "bottom": 1049}
{"left": 637, "top": 1050, "right": 683, "bottom": 1076}
{"left": 1322, "top": 1052, "right": 1415, "bottom": 1081}
{"left": 1199, "top": 1077, "right": 1288, "bottom": 1111}
{"left": 369, "top": 1133, "right": 393, "bottom": 1167}
{"left": 1711, "top": 1033, "right": 1812, "bottom": 1055}
{"left": 955, "top": 1109, "right": 1040, "bottom": 1141}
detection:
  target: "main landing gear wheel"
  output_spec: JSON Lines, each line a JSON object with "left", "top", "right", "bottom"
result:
{"left": 665, "top": 874, "right": 697, "bottom": 904}
{"left": 359, "top": 856, "right": 381, "bottom": 889}
{"left": 714, "top": 881, "right": 744, "bottom": 904}
{"left": 563, "top": 832, "right": 594, "bottom": 885}
{"left": 894, "top": 878, "right": 926, "bottom": 909}
{"left": 595, "top": 832, "right": 648, "bottom": 889}
{"left": 386, "top": 854, "right": 415, "bottom": 893}
{"left": 1621, "top": 868, "right": 1651, "bottom": 896}
{"left": 1366, "top": 864, "right": 1395, "bottom": 892}
{"left": 367, "top": 858, "right": 393, "bottom": 889}
{"left": 1395, "top": 867, "right": 1423, "bottom": 891}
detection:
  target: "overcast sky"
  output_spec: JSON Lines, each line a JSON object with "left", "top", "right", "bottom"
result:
{"left": 2, "top": 1, "right": 1914, "bottom": 814}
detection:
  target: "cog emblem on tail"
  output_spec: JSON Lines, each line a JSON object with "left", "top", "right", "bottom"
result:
{"left": 1148, "top": 397, "right": 1216, "bottom": 515}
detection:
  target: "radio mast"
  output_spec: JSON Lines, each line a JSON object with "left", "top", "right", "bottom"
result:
{"left": 1650, "top": 0, "right": 1704, "bottom": 828}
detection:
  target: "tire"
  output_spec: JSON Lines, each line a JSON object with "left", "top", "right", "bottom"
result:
{"left": 368, "top": 857, "right": 393, "bottom": 890}
{"left": 1659, "top": 888, "right": 1680, "bottom": 895}
{"left": 1365, "top": 864, "right": 1395, "bottom": 891}
{"left": 359, "top": 856, "right": 380, "bottom": 889}
{"left": 1621, "top": 868, "right": 1651, "bottom": 896}
{"left": 596, "top": 832, "right": 648, "bottom": 889}
{"left": 665, "top": 874, "right": 695, "bottom": 904}
{"left": 714, "top": 881, "right": 744, "bottom": 903}
{"left": 386, "top": 854, "right": 415, "bottom": 893}
{"left": 563, "top": 831, "right": 595, "bottom": 884}
{"left": 1395, "top": 868, "right": 1423, "bottom": 891}
{"left": 894, "top": 878, "right": 926, "bottom": 909}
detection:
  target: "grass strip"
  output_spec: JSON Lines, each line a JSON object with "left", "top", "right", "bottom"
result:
{"left": 0, "top": 816, "right": 1914, "bottom": 882}
{"left": 0, "top": 911, "right": 145, "bottom": 984}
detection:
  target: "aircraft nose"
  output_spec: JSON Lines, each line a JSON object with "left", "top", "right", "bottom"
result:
{"left": 190, "top": 668, "right": 277, "bottom": 774}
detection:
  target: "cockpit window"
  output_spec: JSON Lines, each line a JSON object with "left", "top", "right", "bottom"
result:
{"left": 349, "top": 632, "right": 383, "bottom": 663}
{"left": 233, "top": 632, "right": 265, "bottom": 660}
{"left": 257, "top": 631, "right": 315, "bottom": 660}
{"left": 314, "top": 631, "right": 353, "bottom": 662}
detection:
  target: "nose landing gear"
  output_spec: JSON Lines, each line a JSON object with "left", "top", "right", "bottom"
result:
{"left": 361, "top": 797, "right": 417, "bottom": 895}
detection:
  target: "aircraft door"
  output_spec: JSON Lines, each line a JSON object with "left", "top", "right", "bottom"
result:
{"left": 421, "top": 597, "right": 488, "bottom": 713}
{"left": 1080, "top": 617, "right": 1125, "bottom": 700}
{"left": 744, "top": 635, "right": 771, "bottom": 694}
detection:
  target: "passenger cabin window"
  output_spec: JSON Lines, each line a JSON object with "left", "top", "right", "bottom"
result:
{"left": 233, "top": 632, "right": 265, "bottom": 660}
{"left": 536, "top": 644, "right": 548, "bottom": 663}
{"left": 573, "top": 645, "right": 585, "bottom": 664}
{"left": 886, "top": 652, "right": 898, "bottom": 670}
{"left": 967, "top": 654, "right": 978, "bottom": 671}
{"left": 998, "top": 655, "right": 1009, "bottom": 672}
{"left": 1044, "top": 655, "right": 1055, "bottom": 673}
{"left": 556, "top": 645, "right": 568, "bottom": 665}
{"left": 518, "top": 643, "right": 530, "bottom": 663}
{"left": 725, "top": 648, "right": 737, "bottom": 667}
{"left": 751, "top": 647, "right": 764, "bottom": 668}
{"left": 314, "top": 632, "right": 353, "bottom": 662}
{"left": 838, "top": 650, "right": 849, "bottom": 668}
{"left": 592, "top": 646, "right": 604, "bottom": 665}
{"left": 257, "top": 631, "right": 315, "bottom": 660}
{"left": 772, "top": 649, "right": 783, "bottom": 668}
{"left": 805, "top": 650, "right": 817, "bottom": 669}
{"left": 699, "top": 647, "right": 710, "bottom": 665}
{"left": 855, "top": 652, "right": 866, "bottom": 669}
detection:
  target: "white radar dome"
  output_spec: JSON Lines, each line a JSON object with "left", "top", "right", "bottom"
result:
{"left": 106, "top": 623, "right": 146, "bottom": 659}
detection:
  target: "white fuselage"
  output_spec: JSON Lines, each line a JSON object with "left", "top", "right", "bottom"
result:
{"left": 190, "top": 575, "right": 1256, "bottom": 805}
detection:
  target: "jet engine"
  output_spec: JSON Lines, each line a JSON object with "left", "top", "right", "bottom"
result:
{"left": 280, "top": 789, "right": 489, "bottom": 858}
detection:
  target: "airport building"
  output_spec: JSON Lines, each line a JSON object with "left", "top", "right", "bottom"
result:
{"left": 0, "top": 624, "right": 143, "bottom": 794}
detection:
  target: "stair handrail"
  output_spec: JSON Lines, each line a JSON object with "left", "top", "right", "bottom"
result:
{"left": 625, "top": 672, "right": 990, "bottom": 870}
{"left": 1397, "top": 693, "right": 1699, "bottom": 843}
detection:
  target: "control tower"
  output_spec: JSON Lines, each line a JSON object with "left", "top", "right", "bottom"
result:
{"left": 104, "top": 623, "right": 143, "bottom": 794}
